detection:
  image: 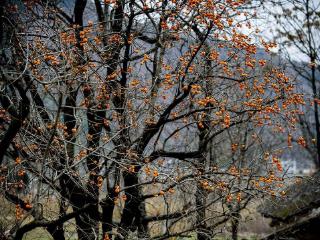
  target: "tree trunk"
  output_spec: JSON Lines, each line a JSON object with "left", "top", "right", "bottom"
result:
{"left": 101, "top": 196, "right": 115, "bottom": 240}
{"left": 47, "top": 224, "right": 65, "bottom": 240}
{"left": 231, "top": 211, "right": 240, "bottom": 240}
{"left": 59, "top": 171, "right": 100, "bottom": 240}
{"left": 71, "top": 192, "right": 99, "bottom": 240}
{"left": 310, "top": 57, "right": 320, "bottom": 168}
{"left": 196, "top": 186, "right": 210, "bottom": 240}
{"left": 115, "top": 171, "right": 146, "bottom": 240}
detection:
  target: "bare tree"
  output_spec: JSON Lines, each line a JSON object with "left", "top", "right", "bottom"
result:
{"left": 264, "top": 0, "right": 320, "bottom": 168}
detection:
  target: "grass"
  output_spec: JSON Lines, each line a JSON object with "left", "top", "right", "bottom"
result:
{"left": 0, "top": 194, "right": 271, "bottom": 240}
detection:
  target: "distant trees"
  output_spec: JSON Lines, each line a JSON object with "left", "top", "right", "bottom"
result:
{"left": 265, "top": 0, "right": 320, "bottom": 168}
{"left": 0, "top": 0, "right": 304, "bottom": 239}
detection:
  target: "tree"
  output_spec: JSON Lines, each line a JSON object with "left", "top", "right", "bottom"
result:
{"left": 264, "top": 0, "right": 320, "bottom": 168}
{"left": 0, "top": 0, "right": 303, "bottom": 239}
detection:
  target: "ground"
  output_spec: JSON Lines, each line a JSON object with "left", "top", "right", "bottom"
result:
{"left": 0, "top": 195, "right": 272, "bottom": 240}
